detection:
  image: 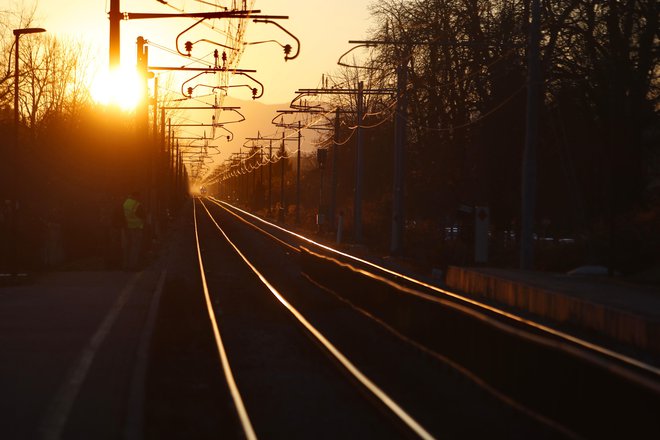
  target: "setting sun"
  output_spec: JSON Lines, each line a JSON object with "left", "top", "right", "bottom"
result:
{"left": 90, "top": 67, "right": 144, "bottom": 110}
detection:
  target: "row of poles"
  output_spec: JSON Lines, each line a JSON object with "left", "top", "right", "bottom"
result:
{"left": 109, "top": 0, "right": 299, "bottom": 236}
{"left": 109, "top": 0, "right": 543, "bottom": 268}
{"left": 117, "top": 21, "right": 191, "bottom": 232}
{"left": 138, "top": 37, "right": 192, "bottom": 231}
{"left": 216, "top": 129, "right": 296, "bottom": 223}
{"left": 231, "top": 2, "right": 539, "bottom": 264}
{"left": 214, "top": 74, "right": 407, "bottom": 254}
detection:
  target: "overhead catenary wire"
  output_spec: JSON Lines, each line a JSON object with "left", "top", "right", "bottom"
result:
{"left": 287, "top": 41, "right": 523, "bottom": 147}
{"left": 149, "top": 0, "right": 256, "bottom": 178}
{"left": 414, "top": 84, "right": 526, "bottom": 133}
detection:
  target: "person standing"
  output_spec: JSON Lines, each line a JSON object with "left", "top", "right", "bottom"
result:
{"left": 122, "top": 191, "right": 145, "bottom": 270}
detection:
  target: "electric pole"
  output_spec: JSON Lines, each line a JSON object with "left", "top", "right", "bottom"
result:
{"left": 391, "top": 62, "right": 408, "bottom": 256}
{"left": 245, "top": 135, "right": 282, "bottom": 214}
{"left": 274, "top": 109, "right": 325, "bottom": 224}
{"left": 354, "top": 81, "right": 364, "bottom": 242}
{"left": 297, "top": 120, "right": 301, "bottom": 224}
{"left": 109, "top": 0, "right": 120, "bottom": 69}
{"left": 295, "top": 85, "right": 394, "bottom": 243}
{"left": 521, "top": 0, "right": 541, "bottom": 270}
{"left": 280, "top": 132, "right": 286, "bottom": 222}
{"left": 330, "top": 108, "right": 340, "bottom": 230}
{"left": 137, "top": 36, "right": 149, "bottom": 133}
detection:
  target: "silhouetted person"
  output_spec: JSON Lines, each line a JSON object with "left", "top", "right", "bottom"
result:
{"left": 105, "top": 196, "right": 126, "bottom": 268}
{"left": 42, "top": 206, "right": 64, "bottom": 268}
{"left": 0, "top": 200, "right": 12, "bottom": 273}
{"left": 122, "top": 191, "right": 145, "bottom": 270}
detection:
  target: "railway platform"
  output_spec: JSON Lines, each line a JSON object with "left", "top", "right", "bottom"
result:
{"left": 0, "top": 269, "right": 165, "bottom": 439}
{"left": 446, "top": 266, "right": 660, "bottom": 359}
{"left": 1, "top": 208, "right": 659, "bottom": 438}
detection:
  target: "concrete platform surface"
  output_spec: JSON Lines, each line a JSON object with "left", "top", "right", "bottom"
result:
{"left": 0, "top": 270, "right": 163, "bottom": 439}
{"left": 446, "top": 266, "right": 660, "bottom": 356}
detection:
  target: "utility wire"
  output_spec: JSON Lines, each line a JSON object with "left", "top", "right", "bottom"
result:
{"left": 416, "top": 84, "right": 525, "bottom": 132}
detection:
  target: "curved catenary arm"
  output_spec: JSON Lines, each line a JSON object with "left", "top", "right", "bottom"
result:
{"left": 252, "top": 18, "right": 300, "bottom": 61}
{"left": 176, "top": 18, "right": 206, "bottom": 57}
{"left": 234, "top": 72, "right": 264, "bottom": 99}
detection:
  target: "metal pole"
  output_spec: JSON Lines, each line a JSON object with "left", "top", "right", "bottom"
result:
{"left": 252, "top": 149, "right": 256, "bottom": 207}
{"left": 280, "top": 133, "right": 285, "bottom": 222}
{"left": 9, "top": 33, "right": 20, "bottom": 275}
{"left": 137, "top": 37, "right": 149, "bottom": 132}
{"left": 520, "top": 0, "right": 541, "bottom": 270}
{"left": 137, "top": 37, "right": 151, "bottom": 215}
{"left": 13, "top": 34, "right": 19, "bottom": 148}
{"left": 260, "top": 146, "right": 264, "bottom": 186}
{"left": 246, "top": 156, "right": 250, "bottom": 204}
{"left": 259, "top": 145, "right": 264, "bottom": 209}
{"left": 268, "top": 140, "right": 273, "bottom": 214}
{"left": 160, "top": 109, "right": 168, "bottom": 228}
{"left": 176, "top": 141, "right": 181, "bottom": 203}
{"left": 161, "top": 108, "right": 166, "bottom": 218}
{"left": 234, "top": 169, "right": 238, "bottom": 201}
{"left": 160, "top": 108, "right": 166, "bottom": 152}
{"left": 296, "top": 120, "right": 301, "bottom": 224}
{"left": 152, "top": 75, "right": 159, "bottom": 229}
{"left": 319, "top": 160, "right": 324, "bottom": 233}
{"left": 243, "top": 159, "right": 248, "bottom": 204}
{"left": 168, "top": 118, "right": 172, "bottom": 210}
{"left": 153, "top": 76, "right": 158, "bottom": 138}
{"left": 391, "top": 62, "right": 408, "bottom": 256}
{"left": 109, "top": 0, "right": 120, "bottom": 69}
{"left": 330, "top": 108, "right": 339, "bottom": 230}
{"left": 354, "top": 81, "right": 364, "bottom": 242}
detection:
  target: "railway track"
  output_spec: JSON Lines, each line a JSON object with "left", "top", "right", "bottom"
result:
{"left": 186, "top": 197, "right": 660, "bottom": 439}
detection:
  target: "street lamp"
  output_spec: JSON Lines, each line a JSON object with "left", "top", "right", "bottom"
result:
{"left": 13, "top": 28, "right": 46, "bottom": 142}
{"left": 9, "top": 27, "right": 45, "bottom": 276}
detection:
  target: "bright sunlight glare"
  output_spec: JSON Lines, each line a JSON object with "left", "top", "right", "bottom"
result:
{"left": 90, "top": 67, "right": 143, "bottom": 110}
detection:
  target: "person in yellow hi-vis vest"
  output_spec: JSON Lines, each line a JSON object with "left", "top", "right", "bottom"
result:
{"left": 122, "top": 191, "right": 145, "bottom": 270}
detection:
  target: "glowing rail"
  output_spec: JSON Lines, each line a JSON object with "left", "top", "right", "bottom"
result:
{"left": 207, "top": 197, "right": 660, "bottom": 381}
{"left": 193, "top": 202, "right": 258, "bottom": 440}
{"left": 199, "top": 199, "right": 436, "bottom": 440}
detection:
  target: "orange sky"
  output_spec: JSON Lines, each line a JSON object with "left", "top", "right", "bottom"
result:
{"left": 13, "top": 0, "right": 374, "bottom": 104}
{"left": 4, "top": 0, "right": 375, "bottom": 177}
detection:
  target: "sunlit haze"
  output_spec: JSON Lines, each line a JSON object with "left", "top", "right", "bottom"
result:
{"left": 90, "top": 66, "right": 143, "bottom": 110}
{"left": 4, "top": 0, "right": 374, "bottom": 169}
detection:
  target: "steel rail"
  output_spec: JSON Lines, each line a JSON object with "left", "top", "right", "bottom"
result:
{"left": 192, "top": 202, "right": 257, "bottom": 440}
{"left": 206, "top": 198, "right": 298, "bottom": 253}
{"left": 206, "top": 197, "right": 660, "bottom": 381}
{"left": 301, "top": 272, "right": 582, "bottom": 440}
{"left": 200, "top": 199, "right": 600, "bottom": 437}
{"left": 199, "top": 199, "right": 435, "bottom": 440}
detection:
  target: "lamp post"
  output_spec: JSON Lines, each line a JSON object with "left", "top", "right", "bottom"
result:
{"left": 13, "top": 28, "right": 45, "bottom": 145}
{"left": 8, "top": 27, "right": 45, "bottom": 276}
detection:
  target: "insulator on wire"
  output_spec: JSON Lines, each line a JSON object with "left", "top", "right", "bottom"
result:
{"left": 184, "top": 41, "right": 193, "bottom": 55}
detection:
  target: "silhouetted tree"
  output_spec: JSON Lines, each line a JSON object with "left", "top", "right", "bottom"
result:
{"left": 363, "top": 0, "right": 658, "bottom": 270}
